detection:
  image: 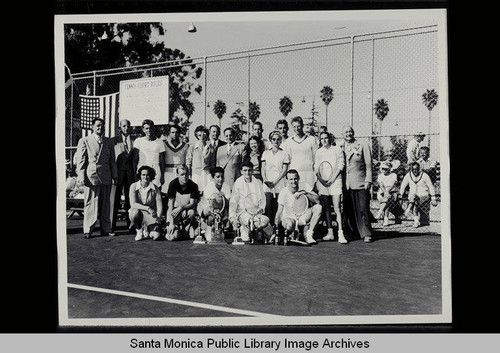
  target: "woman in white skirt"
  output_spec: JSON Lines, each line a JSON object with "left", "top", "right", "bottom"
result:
{"left": 314, "top": 131, "right": 348, "bottom": 244}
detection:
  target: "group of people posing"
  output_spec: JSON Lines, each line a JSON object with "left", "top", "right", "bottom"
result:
{"left": 72, "top": 115, "right": 438, "bottom": 244}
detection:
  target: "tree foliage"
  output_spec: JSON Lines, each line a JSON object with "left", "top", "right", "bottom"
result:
{"left": 320, "top": 85, "right": 334, "bottom": 106}
{"left": 374, "top": 98, "right": 389, "bottom": 122}
{"left": 249, "top": 101, "right": 261, "bottom": 123}
{"left": 213, "top": 100, "right": 227, "bottom": 127}
{"left": 230, "top": 108, "right": 248, "bottom": 141}
{"left": 422, "top": 89, "right": 438, "bottom": 112}
{"left": 64, "top": 22, "right": 203, "bottom": 124}
{"left": 279, "top": 96, "right": 293, "bottom": 118}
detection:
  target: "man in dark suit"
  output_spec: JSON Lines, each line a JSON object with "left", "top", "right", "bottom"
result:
{"left": 76, "top": 118, "right": 118, "bottom": 238}
{"left": 111, "top": 119, "right": 136, "bottom": 233}
{"left": 208, "top": 124, "right": 227, "bottom": 169}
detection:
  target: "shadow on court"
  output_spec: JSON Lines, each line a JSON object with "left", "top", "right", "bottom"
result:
{"left": 64, "top": 213, "right": 442, "bottom": 320}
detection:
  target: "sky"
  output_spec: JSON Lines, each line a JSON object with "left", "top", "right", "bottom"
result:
{"left": 143, "top": 10, "right": 445, "bottom": 156}
{"left": 59, "top": 9, "right": 448, "bottom": 157}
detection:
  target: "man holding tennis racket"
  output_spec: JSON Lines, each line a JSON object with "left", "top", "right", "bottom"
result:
{"left": 198, "top": 166, "right": 232, "bottom": 240}
{"left": 274, "top": 169, "right": 322, "bottom": 244}
{"left": 229, "top": 161, "right": 270, "bottom": 242}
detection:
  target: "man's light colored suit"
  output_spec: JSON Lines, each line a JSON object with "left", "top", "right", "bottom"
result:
{"left": 76, "top": 133, "right": 117, "bottom": 234}
{"left": 215, "top": 142, "right": 244, "bottom": 189}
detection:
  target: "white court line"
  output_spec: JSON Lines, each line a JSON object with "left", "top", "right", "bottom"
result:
{"left": 68, "top": 283, "right": 283, "bottom": 318}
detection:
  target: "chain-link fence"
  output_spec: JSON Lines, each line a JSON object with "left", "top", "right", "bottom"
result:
{"left": 64, "top": 24, "right": 442, "bottom": 235}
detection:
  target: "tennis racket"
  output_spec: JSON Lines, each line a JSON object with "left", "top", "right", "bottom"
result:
{"left": 229, "top": 193, "right": 246, "bottom": 245}
{"left": 206, "top": 192, "right": 226, "bottom": 242}
{"left": 266, "top": 165, "right": 281, "bottom": 198}
{"left": 285, "top": 193, "right": 309, "bottom": 245}
{"left": 207, "top": 192, "right": 226, "bottom": 222}
{"left": 318, "top": 160, "right": 333, "bottom": 184}
{"left": 243, "top": 193, "right": 263, "bottom": 231}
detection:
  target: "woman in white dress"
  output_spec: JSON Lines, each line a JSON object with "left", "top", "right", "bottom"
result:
{"left": 133, "top": 119, "right": 166, "bottom": 189}
{"left": 285, "top": 116, "right": 318, "bottom": 187}
{"left": 314, "top": 132, "right": 347, "bottom": 244}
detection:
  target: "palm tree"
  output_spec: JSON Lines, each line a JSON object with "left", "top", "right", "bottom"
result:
{"left": 213, "top": 100, "right": 227, "bottom": 129}
{"left": 320, "top": 85, "right": 334, "bottom": 129}
{"left": 374, "top": 98, "right": 389, "bottom": 160}
{"left": 278, "top": 96, "right": 293, "bottom": 119}
{"left": 249, "top": 101, "right": 261, "bottom": 124}
{"left": 422, "top": 89, "right": 438, "bottom": 147}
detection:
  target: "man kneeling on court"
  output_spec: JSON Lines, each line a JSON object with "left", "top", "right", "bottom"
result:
{"left": 229, "top": 161, "right": 270, "bottom": 242}
{"left": 129, "top": 166, "right": 164, "bottom": 241}
{"left": 198, "top": 166, "right": 231, "bottom": 240}
{"left": 274, "top": 169, "right": 322, "bottom": 244}
{"left": 165, "top": 165, "right": 200, "bottom": 240}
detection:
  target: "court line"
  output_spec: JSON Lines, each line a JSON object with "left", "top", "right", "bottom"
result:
{"left": 68, "top": 283, "right": 283, "bottom": 318}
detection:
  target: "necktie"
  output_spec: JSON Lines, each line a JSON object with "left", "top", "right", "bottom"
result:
{"left": 124, "top": 137, "right": 129, "bottom": 153}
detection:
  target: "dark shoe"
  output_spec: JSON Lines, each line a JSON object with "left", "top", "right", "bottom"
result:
{"left": 84, "top": 233, "right": 92, "bottom": 239}
{"left": 364, "top": 235, "right": 373, "bottom": 243}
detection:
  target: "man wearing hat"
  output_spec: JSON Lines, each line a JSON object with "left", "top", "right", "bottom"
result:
{"left": 376, "top": 161, "right": 402, "bottom": 226}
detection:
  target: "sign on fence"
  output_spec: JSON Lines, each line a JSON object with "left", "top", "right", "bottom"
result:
{"left": 119, "top": 76, "right": 170, "bottom": 127}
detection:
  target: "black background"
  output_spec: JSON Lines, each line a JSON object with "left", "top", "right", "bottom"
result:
{"left": 4, "top": 0, "right": 496, "bottom": 335}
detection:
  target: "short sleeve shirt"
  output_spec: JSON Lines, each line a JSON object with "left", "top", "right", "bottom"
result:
{"left": 166, "top": 178, "right": 199, "bottom": 207}
{"left": 277, "top": 182, "right": 313, "bottom": 220}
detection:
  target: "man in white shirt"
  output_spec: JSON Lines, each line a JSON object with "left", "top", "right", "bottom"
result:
{"left": 406, "top": 132, "right": 425, "bottom": 166}
{"left": 229, "top": 162, "right": 270, "bottom": 242}
{"left": 274, "top": 169, "right": 322, "bottom": 244}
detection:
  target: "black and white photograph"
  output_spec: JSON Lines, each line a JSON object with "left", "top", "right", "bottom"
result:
{"left": 55, "top": 9, "right": 451, "bottom": 327}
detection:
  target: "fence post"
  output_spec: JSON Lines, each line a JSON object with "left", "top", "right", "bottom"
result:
{"left": 70, "top": 80, "right": 74, "bottom": 149}
{"left": 204, "top": 56, "right": 207, "bottom": 127}
{"left": 350, "top": 35, "right": 355, "bottom": 127}
{"left": 92, "top": 71, "right": 96, "bottom": 95}
{"left": 247, "top": 54, "right": 251, "bottom": 141}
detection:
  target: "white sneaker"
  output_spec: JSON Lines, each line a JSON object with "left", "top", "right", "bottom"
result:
{"left": 134, "top": 228, "right": 144, "bottom": 241}
{"left": 337, "top": 230, "right": 348, "bottom": 244}
{"left": 412, "top": 216, "right": 420, "bottom": 228}
{"left": 305, "top": 230, "right": 316, "bottom": 244}
{"left": 383, "top": 216, "right": 390, "bottom": 227}
{"left": 322, "top": 228, "right": 335, "bottom": 241}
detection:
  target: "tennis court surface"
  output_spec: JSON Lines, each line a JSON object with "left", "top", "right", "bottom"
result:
{"left": 65, "top": 215, "right": 442, "bottom": 321}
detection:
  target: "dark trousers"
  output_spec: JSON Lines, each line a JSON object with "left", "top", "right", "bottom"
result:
{"left": 264, "top": 192, "right": 278, "bottom": 227}
{"left": 112, "top": 179, "right": 131, "bottom": 230}
{"left": 344, "top": 188, "right": 372, "bottom": 238}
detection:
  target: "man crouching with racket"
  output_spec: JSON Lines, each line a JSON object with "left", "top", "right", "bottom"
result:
{"left": 229, "top": 161, "right": 270, "bottom": 243}
{"left": 274, "top": 169, "right": 322, "bottom": 244}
